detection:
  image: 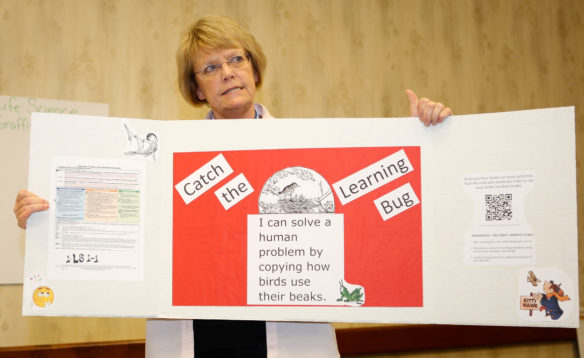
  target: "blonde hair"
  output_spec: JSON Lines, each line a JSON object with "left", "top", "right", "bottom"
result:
{"left": 176, "top": 15, "right": 267, "bottom": 107}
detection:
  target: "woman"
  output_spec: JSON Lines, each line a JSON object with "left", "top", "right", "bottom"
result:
{"left": 15, "top": 15, "right": 452, "bottom": 358}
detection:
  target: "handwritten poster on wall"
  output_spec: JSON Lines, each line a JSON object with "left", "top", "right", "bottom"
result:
{"left": 0, "top": 96, "right": 108, "bottom": 284}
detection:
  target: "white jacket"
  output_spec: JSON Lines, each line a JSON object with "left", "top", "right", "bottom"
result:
{"left": 147, "top": 104, "right": 340, "bottom": 358}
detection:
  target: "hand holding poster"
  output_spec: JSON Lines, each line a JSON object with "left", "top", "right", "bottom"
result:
{"left": 22, "top": 107, "right": 578, "bottom": 328}
{"left": 0, "top": 95, "right": 108, "bottom": 284}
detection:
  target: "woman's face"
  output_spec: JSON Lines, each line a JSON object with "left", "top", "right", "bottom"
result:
{"left": 194, "top": 46, "right": 258, "bottom": 119}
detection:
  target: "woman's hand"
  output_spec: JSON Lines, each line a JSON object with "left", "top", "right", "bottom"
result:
{"left": 406, "top": 89, "right": 453, "bottom": 126}
{"left": 14, "top": 190, "right": 49, "bottom": 229}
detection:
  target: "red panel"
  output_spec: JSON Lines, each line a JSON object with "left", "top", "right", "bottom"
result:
{"left": 172, "top": 147, "right": 422, "bottom": 307}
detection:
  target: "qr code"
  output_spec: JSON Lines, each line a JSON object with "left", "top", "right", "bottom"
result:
{"left": 485, "top": 194, "right": 512, "bottom": 221}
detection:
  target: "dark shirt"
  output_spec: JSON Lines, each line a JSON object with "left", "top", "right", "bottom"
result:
{"left": 193, "top": 319, "right": 267, "bottom": 357}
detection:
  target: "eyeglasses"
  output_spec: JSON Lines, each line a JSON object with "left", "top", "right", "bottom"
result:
{"left": 195, "top": 53, "right": 251, "bottom": 77}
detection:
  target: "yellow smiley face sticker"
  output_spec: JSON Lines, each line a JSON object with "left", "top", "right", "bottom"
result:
{"left": 32, "top": 286, "right": 54, "bottom": 308}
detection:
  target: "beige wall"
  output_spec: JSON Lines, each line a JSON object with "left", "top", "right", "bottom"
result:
{"left": 0, "top": 0, "right": 582, "bottom": 350}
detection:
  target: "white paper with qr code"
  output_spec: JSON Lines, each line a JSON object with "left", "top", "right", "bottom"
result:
{"left": 462, "top": 171, "right": 535, "bottom": 265}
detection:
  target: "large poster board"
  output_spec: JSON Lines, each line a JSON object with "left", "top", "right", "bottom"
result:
{"left": 22, "top": 107, "right": 578, "bottom": 327}
{"left": 0, "top": 96, "right": 108, "bottom": 284}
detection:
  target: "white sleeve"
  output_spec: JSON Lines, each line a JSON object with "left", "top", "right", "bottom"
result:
{"left": 266, "top": 322, "right": 340, "bottom": 358}
{"left": 146, "top": 319, "right": 194, "bottom": 358}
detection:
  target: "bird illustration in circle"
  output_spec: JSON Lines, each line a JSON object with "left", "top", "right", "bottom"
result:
{"left": 277, "top": 182, "right": 299, "bottom": 198}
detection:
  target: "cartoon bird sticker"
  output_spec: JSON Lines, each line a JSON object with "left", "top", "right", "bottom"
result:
{"left": 527, "top": 271, "right": 540, "bottom": 287}
{"left": 32, "top": 286, "right": 54, "bottom": 308}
